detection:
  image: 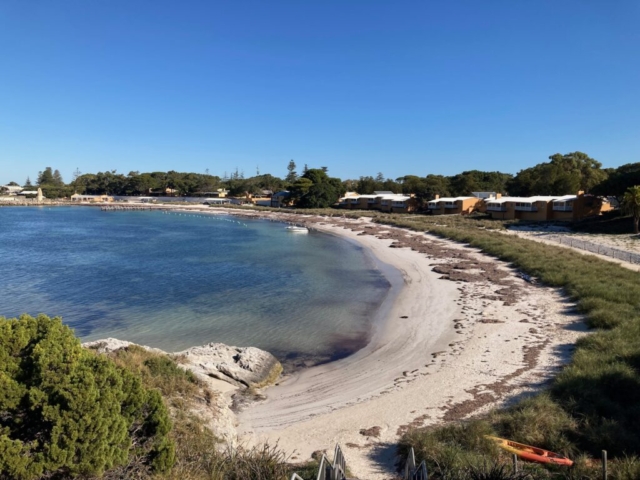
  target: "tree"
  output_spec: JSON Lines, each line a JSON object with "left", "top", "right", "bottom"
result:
{"left": 295, "top": 168, "right": 344, "bottom": 208}
{"left": 449, "top": 170, "right": 512, "bottom": 197}
{"left": 507, "top": 152, "right": 607, "bottom": 196}
{"left": 355, "top": 176, "right": 379, "bottom": 194}
{"left": 37, "top": 167, "right": 55, "bottom": 185}
{"left": 0, "top": 314, "right": 174, "bottom": 479}
{"left": 591, "top": 163, "right": 640, "bottom": 203}
{"left": 24, "top": 176, "right": 32, "bottom": 188}
{"left": 53, "top": 169, "right": 64, "bottom": 186}
{"left": 7, "top": 181, "right": 19, "bottom": 186}
{"left": 285, "top": 160, "right": 297, "bottom": 183}
{"left": 375, "top": 172, "right": 385, "bottom": 182}
{"left": 622, "top": 186, "right": 640, "bottom": 234}
{"left": 421, "top": 174, "right": 451, "bottom": 199}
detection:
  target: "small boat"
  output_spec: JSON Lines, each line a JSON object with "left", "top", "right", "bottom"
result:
{"left": 285, "top": 225, "right": 309, "bottom": 233}
{"left": 486, "top": 436, "right": 573, "bottom": 466}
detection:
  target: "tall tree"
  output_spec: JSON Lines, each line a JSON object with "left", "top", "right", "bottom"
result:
{"left": 295, "top": 168, "right": 344, "bottom": 208}
{"left": 507, "top": 152, "right": 607, "bottom": 196}
{"left": 24, "top": 176, "right": 32, "bottom": 188}
{"left": 622, "top": 186, "right": 640, "bottom": 234}
{"left": 52, "top": 169, "right": 64, "bottom": 186}
{"left": 37, "top": 167, "right": 55, "bottom": 185}
{"left": 285, "top": 160, "right": 297, "bottom": 183}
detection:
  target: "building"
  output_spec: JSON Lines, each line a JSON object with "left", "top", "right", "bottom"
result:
{"left": 1, "top": 185, "right": 23, "bottom": 195}
{"left": 270, "top": 191, "right": 291, "bottom": 208}
{"left": 427, "top": 195, "right": 484, "bottom": 215}
{"left": 338, "top": 191, "right": 418, "bottom": 213}
{"left": 70, "top": 194, "right": 114, "bottom": 203}
{"left": 202, "top": 198, "right": 231, "bottom": 205}
{"left": 485, "top": 192, "right": 613, "bottom": 221}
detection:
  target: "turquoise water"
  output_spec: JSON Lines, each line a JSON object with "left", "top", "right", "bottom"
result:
{"left": 0, "top": 207, "right": 389, "bottom": 366}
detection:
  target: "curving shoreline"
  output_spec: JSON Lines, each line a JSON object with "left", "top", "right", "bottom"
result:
{"left": 61, "top": 204, "right": 586, "bottom": 479}
{"left": 212, "top": 210, "right": 586, "bottom": 479}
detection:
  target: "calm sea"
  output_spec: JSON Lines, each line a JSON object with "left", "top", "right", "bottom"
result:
{"left": 0, "top": 207, "right": 390, "bottom": 367}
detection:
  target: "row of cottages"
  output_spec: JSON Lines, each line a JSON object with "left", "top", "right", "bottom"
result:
{"left": 485, "top": 192, "right": 613, "bottom": 221}
{"left": 339, "top": 191, "right": 418, "bottom": 213}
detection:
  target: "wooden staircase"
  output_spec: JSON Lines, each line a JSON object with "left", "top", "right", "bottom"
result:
{"left": 290, "top": 445, "right": 427, "bottom": 480}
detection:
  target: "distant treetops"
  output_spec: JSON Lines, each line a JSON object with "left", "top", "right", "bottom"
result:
{"left": 0, "top": 314, "right": 174, "bottom": 480}
{"left": 17, "top": 152, "right": 640, "bottom": 204}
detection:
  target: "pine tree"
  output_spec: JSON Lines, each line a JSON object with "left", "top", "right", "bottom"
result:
{"left": 285, "top": 160, "right": 297, "bottom": 183}
{"left": 0, "top": 314, "right": 174, "bottom": 479}
{"left": 53, "top": 169, "right": 64, "bottom": 186}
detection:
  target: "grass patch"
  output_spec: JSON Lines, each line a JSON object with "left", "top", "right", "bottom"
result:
{"left": 367, "top": 212, "right": 640, "bottom": 475}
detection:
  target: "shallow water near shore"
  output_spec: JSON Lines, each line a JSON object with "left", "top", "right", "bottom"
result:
{"left": 0, "top": 207, "right": 390, "bottom": 367}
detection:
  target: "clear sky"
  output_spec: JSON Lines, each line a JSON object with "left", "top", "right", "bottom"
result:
{"left": 1, "top": 1, "right": 638, "bottom": 185}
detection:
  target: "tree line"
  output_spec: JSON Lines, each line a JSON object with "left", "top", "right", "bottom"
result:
{"left": 8, "top": 152, "right": 640, "bottom": 208}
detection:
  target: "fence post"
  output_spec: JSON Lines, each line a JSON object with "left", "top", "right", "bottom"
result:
{"left": 602, "top": 450, "right": 608, "bottom": 480}
{"left": 513, "top": 454, "right": 518, "bottom": 473}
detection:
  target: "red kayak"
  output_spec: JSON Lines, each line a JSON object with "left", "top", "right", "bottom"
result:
{"left": 486, "top": 436, "right": 574, "bottom": 466}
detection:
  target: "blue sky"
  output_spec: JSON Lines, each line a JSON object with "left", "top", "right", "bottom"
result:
{"left": 1, "top": 1, "right": 638, "bottom": 184}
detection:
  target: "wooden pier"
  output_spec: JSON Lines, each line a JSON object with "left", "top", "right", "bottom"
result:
{"left": 100, "top": 205, "right": 167, "bottom": 211}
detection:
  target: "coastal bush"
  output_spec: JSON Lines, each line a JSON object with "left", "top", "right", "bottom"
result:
{"left": 0, "top": 314, "right": 174, "bottom": 480}
{"left": 105, "top": 345, "right": 203, "bottom": 402}
{"left": 164, "top": 411, "right": 292, "bottom": 480}
{"left": 96, "top": 343, "right": 300, "bottom": 480}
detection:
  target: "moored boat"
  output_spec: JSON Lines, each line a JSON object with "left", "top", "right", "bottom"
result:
{"left": 285, "top": 225, "right": 309, "bottom": 233}
{"left": 486, "top": 436, "right": 573, "bottom": 466}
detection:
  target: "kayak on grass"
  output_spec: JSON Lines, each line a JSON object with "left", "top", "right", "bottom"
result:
{"left": 486, "top": 436, "right": 574, "bottom": 467}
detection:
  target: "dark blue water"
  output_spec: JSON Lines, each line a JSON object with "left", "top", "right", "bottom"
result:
{"left": 0, "top": 207, "right": 389, "bottom": 364}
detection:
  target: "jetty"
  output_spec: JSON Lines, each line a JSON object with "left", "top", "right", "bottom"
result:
{"left": 100, "top": 205, "right": 167, "bottom": 211}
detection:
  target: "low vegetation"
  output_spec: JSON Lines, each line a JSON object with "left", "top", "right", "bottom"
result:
{"left": 0, "top": 315, "right": 315, "bottom": 480}
{"left": 372, "top": 214, "right": 640, "bottom": 478}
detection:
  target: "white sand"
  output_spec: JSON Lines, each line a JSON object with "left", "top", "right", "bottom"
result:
{"left": 233, "top": 218, "right": 587, "bottom": 479}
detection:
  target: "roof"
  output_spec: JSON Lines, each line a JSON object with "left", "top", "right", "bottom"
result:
{"left": 552, "top": 195, "right": 577, "bottom": 203}
{"left": 373, "top": 191, "right": 395, "bottom": 195}
{"left": 428, "top": 196, "right": 475, "bottom": 203}
{"left": 486, "top": 196, "right": 561, "bottom": 205}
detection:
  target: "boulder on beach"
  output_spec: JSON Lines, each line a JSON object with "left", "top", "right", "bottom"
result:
{"left": 178, "top": 343, "right": 283, "bottom": 389}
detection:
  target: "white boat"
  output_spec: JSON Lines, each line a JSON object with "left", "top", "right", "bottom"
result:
{"left": 285, "top": 225, "right": 309, "bottom": 233}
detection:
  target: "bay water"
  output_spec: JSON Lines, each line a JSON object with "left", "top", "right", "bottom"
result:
{"left": 0, "top": 207, "right": 390, "bottom": 367}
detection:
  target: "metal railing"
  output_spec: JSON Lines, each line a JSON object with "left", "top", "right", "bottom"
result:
{"left": 545, "top": 235, "right": 640, "bottom": 265}
{"left": 291, "top": 444, "right": 347, "bottom": 480}
{"left": 404, "top": 447, "right": 428, "bottom": 480}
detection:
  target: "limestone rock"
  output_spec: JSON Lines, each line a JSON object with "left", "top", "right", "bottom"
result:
{"left": 82, "top": 338, "right": 282, "bottom": 390}
{"left": 178, "top": 343, "right": 282, "bottom": 389}
{"left": 83, "top": 338, "right": 165, "bottom": 355}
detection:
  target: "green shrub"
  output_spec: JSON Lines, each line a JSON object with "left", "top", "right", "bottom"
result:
{"left": 0, "top": 314, "right": 174, "bottom": 479}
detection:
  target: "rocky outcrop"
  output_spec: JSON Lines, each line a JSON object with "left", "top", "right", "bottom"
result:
{"left": 83, "top": 338, "right": 282, "bottom": 390}
{"left": 83, "top": 338, "right": 164, "bottom": 354}
{"left": 83, "top": 338, "right": 283, "bottom": 443}
{"left": 177, "top": 343, "right": 283, "bottom": 389}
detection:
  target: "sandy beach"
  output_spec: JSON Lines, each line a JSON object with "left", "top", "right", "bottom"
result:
{"left": 89, "top": 204, "right": 589, "bottom": 478}
{"left": 198, "top": 211, "right": 586, "bottom": 479}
